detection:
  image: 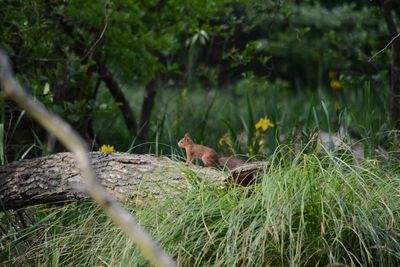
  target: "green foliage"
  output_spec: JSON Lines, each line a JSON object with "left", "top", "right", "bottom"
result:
{"left": 118, "top": 77, "right": 389, "bottom": 158}
{"left": 0, "top": 0, "right": 279, "bottom": 156}
{"left": 0, "top": 0, "right": 397, "bottom": 157}
{"left": 256, "top": 2, "right": 388, "bottom": 88}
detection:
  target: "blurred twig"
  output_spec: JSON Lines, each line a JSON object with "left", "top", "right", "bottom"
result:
{"left": 368, "top": 32, "right": 400, "bottom": 62}
{"left": 0, "top": 50, "right": 176, "bottom": 267}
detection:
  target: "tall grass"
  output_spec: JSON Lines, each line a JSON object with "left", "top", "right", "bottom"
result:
{"left": 140, "top": 150, "right": 400, "bottom": 266}
{"left": 2, "top": 147, "right": 399, "bottom": 266}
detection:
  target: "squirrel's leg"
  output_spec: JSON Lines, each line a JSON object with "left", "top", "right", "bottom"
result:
{"left": 186, "top": 150, "right": 194, "bottom": 165}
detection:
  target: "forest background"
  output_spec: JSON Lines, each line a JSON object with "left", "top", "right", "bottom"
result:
{"left": 1, "top": 0, "right": 400, "bottom": 266}
{"left": 1, "top": 0, "right": 399, "bottom": 159}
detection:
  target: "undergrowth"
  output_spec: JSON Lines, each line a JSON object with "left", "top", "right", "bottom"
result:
{"left": 1, "top": 148, "right": 399, "bottom": 266}
{"left": 94, "top": 79, "right": 391, "bottom": 154}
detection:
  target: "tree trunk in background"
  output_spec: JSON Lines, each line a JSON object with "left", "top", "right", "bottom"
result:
{"left": 383, "top": 2, "right": 400, "bottom": 135}
{"left": 97, "top": 62, "right": 138, "bottom": 135}
{"left": 137, "top": 76, "right": 159, "bottom": 150}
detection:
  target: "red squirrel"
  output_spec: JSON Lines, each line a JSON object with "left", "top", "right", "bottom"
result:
{"left": 178, "top": 133, "right": 245, "bottom": 170}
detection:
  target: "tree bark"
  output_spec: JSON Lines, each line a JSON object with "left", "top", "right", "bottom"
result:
{"left": 0, "top": 152, "right": 224, "bottom": 210}
{"left": 383, "top": 2, "right": 400, "bottom": 132}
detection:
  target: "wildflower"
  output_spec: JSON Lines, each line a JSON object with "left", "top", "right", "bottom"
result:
{"left": 330, "top": 79, "right": 344, "bottom": 90}
{"left": 255, "top": 116, "right": 274, "bottom": 131}
{"left": 99, "top": 144, "right": 115, "bottom": 153}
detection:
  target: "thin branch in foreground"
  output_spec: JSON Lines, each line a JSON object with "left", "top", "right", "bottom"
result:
{"left": 0, "top": 50, "right": 176, "bottom": 267}
{"left": 368, "top": 32, "right": 400, "bottom": 62}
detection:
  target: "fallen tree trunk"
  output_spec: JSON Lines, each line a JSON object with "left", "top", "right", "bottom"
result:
{"left": 0, "top": 152, "right": 224, "bottom": 210}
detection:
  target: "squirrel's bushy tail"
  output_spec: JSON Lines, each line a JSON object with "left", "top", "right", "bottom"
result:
{"left": 218, "top": 156, "right": 245, "bottom": 170}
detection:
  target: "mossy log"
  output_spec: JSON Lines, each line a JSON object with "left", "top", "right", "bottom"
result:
{"left": 0, "top": 152, "right": 267, "bottom": 210}
{"left": 0, "top": 152, "right": 226, "bottom": 210}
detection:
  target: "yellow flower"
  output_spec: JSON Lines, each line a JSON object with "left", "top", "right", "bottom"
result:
{"left": 330, "top": 80, "right": 344, "bottom": 90}
{"left": 255, "top": 116, "right": 274, "bottom": 131}
{"left": 99, "top": 144, "right": 115, "bottom": 153}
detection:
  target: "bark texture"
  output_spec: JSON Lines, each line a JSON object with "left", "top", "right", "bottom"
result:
{"left": 0, "top": 152, "right": 225, "bottom": 210}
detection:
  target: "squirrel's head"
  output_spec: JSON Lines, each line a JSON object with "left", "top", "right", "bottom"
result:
{"left": 178, "top": 133, "right": 193, "bottom": 148}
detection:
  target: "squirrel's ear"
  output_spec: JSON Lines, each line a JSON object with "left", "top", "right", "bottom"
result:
{"left": 184, "top": 133, "right": 190, "bottom": 138}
